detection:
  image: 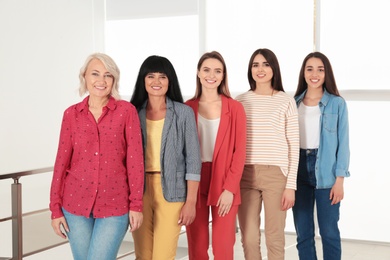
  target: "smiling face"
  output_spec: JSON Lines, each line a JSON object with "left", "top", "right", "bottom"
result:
{"left": 197, "top": 58, "right": 224, "bottom": 91}
{"left": 251, "top": 54, "right": 273, "bottom": 86}
{"left": 144, "top": 72, "right": 169, "bottom": 98}
{"left": 84, "top": 58, "right": 113, "bottom": 98}
{"left": 304, "top": 57, "right": 325, "bottom": 90}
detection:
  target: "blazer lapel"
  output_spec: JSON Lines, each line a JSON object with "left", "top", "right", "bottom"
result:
{"left": 161, "top": 97, "right": 174, "bottom": 154}
{"left": 212, "top": 96, "right": 230, "bottom": 162}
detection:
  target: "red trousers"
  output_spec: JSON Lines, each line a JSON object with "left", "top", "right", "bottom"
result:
{"left": 186, "top": 162, "right": 238, "bottom": 260}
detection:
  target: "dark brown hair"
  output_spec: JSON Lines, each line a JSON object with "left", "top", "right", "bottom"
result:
{"left": 294, "top": 52, "right": 340, "bottom": 97}
{"left": 247, "top": 48, "right": 284, "bottom": 92}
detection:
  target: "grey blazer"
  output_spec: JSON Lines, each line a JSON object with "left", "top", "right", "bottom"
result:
{"left": 138, "top": 97, "right": 201, "bottom": 202}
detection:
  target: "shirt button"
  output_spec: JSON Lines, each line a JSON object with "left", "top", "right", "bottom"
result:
{"left": 95, "top": 152, "right": 98, "bottom": 156}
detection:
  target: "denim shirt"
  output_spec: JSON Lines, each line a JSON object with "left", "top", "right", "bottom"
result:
{"left": 295, "top": 89, "right": 350, "bottom": 189}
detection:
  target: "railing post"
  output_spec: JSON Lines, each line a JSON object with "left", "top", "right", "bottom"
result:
{"left": 11, "top": 177, "right": 22, "bottom": 260}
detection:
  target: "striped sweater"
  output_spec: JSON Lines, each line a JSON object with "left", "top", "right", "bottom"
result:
{"left": 235, "top": 90, "right": 299, "bottom": 190}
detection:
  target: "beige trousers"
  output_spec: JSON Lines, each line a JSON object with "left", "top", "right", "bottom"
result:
{"left": 238, "top": 165, "right": 287, "bottom": 260}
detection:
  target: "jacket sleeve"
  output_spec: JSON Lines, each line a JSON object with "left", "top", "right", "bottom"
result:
{"left": 183, "top": 107, "right": 202, "bottom": 181}
{"left": 222, "top": 102, "right": 247, "bottom": 195}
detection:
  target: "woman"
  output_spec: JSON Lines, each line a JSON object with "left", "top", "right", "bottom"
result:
{"left": 185, "top": 51, "right": 246, "bottom": 260}
{"left": 50, "top": 53, "right": 144, "bottom": 260}
{"left": 235, "top": 48, "right": 299, "bottom": 260}
{"left": 130, "top": 55, "right": 201, "bottom": 260}
{"left": 293, "top": 52, "right": 350, "bottom": 260}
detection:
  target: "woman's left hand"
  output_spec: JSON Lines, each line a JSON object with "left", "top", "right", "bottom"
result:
{"left": 217, "top": 190, "right": 234, "bottom": 217}
{"left": 330, "top": 177, "right": 344, "bottom": 205}
{"left": 281, "top": 189, "right": 295, "bottom": 211}
{"left": 129, "top": 210, "right": 143, "bottom": 232}
{"left": 178, "top": 201, "right": 196, "bottom": 226}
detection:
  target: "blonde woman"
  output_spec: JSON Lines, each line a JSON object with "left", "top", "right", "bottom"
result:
{"left": 50, "top": 53, "right": 144, "bottom": 260}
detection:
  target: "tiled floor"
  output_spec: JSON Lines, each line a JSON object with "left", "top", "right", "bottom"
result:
{"left": 177, "top": 231, "right": 390, "bottom": 260}
{"left": 24, "top": 230, "right": 390, "bottom": 260}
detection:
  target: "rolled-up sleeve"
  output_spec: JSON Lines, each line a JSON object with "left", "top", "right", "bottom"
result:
{"left": 183, "top": 108, "right": 202, "bottom": 181}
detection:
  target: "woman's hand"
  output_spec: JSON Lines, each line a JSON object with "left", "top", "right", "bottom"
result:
{"left": 51, "top": 216, "right": 69, "bottom": 239}
{"left": 129, "top": 211, "right": 143, "bottom": 232}
{"left": 217, "top": 190, "right": 234, "bottom": 217}
{"left": 330, "top": 177, "right": 344, "bottom": 205}
{"left": 178, "top": 201, "right": 196, "bottom": 226}
{"left": 281, "top": 189, "right": 295, "bottom": 211}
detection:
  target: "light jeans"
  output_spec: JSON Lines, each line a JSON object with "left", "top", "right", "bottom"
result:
{"left": 62, "top": 207, "right": 129, "bottom": 260}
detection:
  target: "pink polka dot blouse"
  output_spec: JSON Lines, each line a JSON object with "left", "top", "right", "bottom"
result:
{"left": 49, "top": 96, "right": 144, "bottom": 219}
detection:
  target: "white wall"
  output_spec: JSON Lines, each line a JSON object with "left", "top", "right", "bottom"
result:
{"left": 0, "top": 0, "right": 105, "bottom": 256}
{"left": 0, "top": 0, "right": 105, "bottom": 174}
{"left": 201, "top": 0, "right": 390, "bottom": 243}
{"left": 1, "top": 1, "right": 389, "bottom": 255}
{"left": 105, "top": 0, "right": 390, "bottom": 244}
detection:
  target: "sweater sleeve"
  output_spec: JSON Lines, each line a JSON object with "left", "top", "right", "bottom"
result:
{"left": 285, "top": 98, "right": 300, "bottom": 190}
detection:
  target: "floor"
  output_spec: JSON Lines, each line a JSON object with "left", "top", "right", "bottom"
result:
{"left": 24, "top": 230, "right": 390, "bottom": 260}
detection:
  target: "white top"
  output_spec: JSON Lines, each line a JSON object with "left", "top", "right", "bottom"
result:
{"left": 198, "top": 113, "right": 220, "bottom": 162}
{"left": 298, "top": 103, "right": 321, "bottom": 149}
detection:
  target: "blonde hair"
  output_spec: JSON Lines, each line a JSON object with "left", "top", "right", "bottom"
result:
{"left": 78, "top": 53, "right": 121, "bottom": 100}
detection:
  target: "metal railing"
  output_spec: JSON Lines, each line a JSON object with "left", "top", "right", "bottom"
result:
{"left": 0, "top": 167, "right": 190, "bottom": 260}
{"left": 0, "top": 167, "right": 55, "bottom": 260}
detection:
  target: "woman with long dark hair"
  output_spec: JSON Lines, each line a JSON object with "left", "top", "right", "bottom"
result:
{"left": 130, "top": 55, "right": 201, "bottom": 259}
{"left": 236, "top": 48, "right": 299, "bottom": 260}
{"left": 293, "top": 52, "right": 350, "bottom": 260}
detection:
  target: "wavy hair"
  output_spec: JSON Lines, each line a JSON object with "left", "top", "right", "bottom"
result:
{"left": 78, "top": 53, "right": 120, "bottom": 99}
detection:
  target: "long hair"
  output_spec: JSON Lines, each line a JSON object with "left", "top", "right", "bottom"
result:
{"left": 294, "top": 52, "right": 340, "bottom": 97}
{"left": 79, "top": 53, "right": 121, "bottom": 99}
{"left": 189, "top": 51, "right": 231, "bottom": 100}
{"left": 130, "top": 55, "right": 183, "bottom": 109}
{"left": 247, "top": 48, "right": 284, "bottom": 92}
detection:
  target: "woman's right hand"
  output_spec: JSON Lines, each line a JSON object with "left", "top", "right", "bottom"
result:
{"left": 51, "top": 216, "right": 69, "bottom": 239}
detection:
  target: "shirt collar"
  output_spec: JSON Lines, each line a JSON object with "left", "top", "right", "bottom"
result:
{"left": 141, "top": 96, "right": 174, "bottom": 110}
{"left": 296, "top": 88, "right": 331, "bottom": 107}
{"left": 76, "top": 96, "right": 117, "bottom": 112}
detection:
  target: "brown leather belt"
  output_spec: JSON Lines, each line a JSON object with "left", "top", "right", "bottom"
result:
{"left": 146, "top": 171, "right": 161, "bottom": 174}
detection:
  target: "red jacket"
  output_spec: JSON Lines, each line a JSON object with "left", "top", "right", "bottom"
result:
{"left": 185, "top": 95, "right": 246, "bottom": 206}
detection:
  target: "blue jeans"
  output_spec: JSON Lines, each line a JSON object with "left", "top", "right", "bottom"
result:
{"left": 62, "top": 208, "right": 129, "bottom": 260}
{"left": 292, "top": 149, "right": 341, "bottom": 260}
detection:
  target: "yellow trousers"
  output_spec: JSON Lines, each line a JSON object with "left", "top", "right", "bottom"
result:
{"left": 132, "top": 174, "right": 184, "bottom": 260}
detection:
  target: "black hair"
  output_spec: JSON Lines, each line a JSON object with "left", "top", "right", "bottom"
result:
{"left": 130, "top": 55, "right": 184, "bottom": 108}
